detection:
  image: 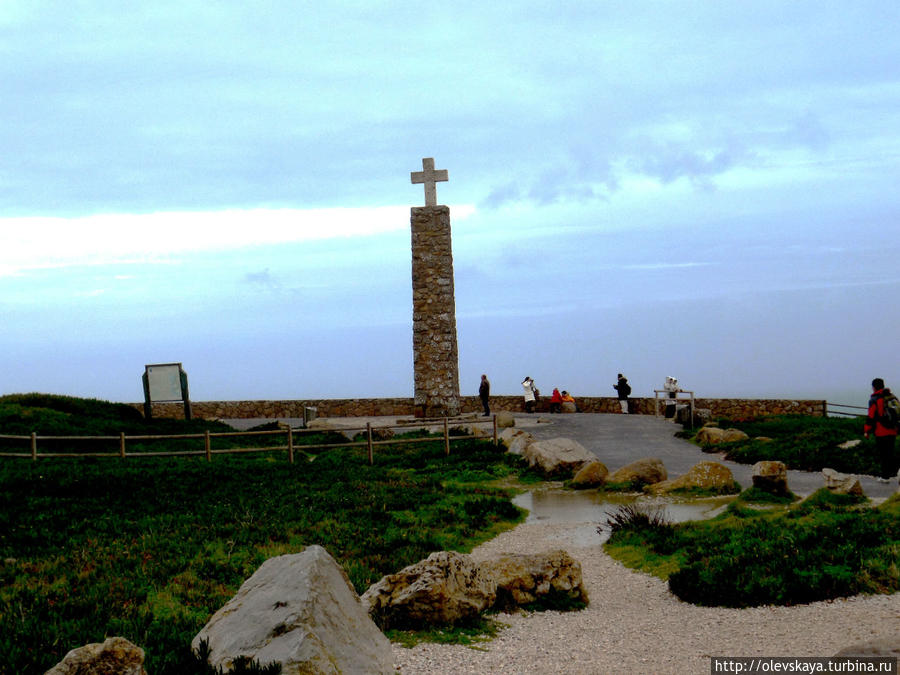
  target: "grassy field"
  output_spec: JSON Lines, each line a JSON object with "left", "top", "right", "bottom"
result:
{"left": 682, "top": 414, "right": 891, "bottom": 475}
{"left": 5, "top": 398, "right": 897, "bottom": 672}
{"left": 0, "top": 395, "right": 530, "bottom": 675}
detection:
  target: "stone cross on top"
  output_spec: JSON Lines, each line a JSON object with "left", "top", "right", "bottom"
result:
{"left": 410, "top": 157, "right": 448, "bottom": 207}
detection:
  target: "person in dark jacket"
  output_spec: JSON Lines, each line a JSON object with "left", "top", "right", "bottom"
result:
{"left": 479, "top": 374, "right": 491, "bottom": 416}
{"left": 864, "top": 378, "right": 899, "bottom": 480}
{"left": 613, "top": 373, "right": 631, "bottom": 413}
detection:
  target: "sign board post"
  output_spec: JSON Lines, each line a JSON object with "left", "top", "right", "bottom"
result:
{"left": 142, "top": 363, "right": 192, "bottom": 420}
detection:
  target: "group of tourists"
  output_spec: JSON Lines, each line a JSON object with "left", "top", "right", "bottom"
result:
{"left": 479, "top": 374, "right": 621, "bottom": 415}
{"left": 519, "top": 376, "right": 578, "bottom": 414}
{"left": 478, "top": 375, "right": 579, "bottom": 416}
{"left": 480, "top": 373, "right": 898, "bottom": 479}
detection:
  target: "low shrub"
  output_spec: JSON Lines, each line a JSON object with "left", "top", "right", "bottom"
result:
{"left": 600, "top": 502, "right": 671, "bottom": 536}
{"left": 667, "top": 508, "right": 899, "bottom": 607}
{"left": 733, "top": 486, "right": 797, "bottom": 505}
{"left": 605, "top": 488, "right": 900, "bottom": 608}
{"left": 599, "top": 503, "right": 683, "bottom": 555}
{"left": 791, "top": 488, "right": 869, "bottom": 514}
{"left": 0, "top": 400, "right": 527, "bottom": 675}
{"left": 685, "top": 415, "right": 884, "bottom": 475}
{"left": 0, "top": 393, "right": 144, "bottom": 424}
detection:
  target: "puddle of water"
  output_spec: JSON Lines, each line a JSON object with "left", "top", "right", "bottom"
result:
{"left": 512, "top": 488, "right": 734, "bottom": 547}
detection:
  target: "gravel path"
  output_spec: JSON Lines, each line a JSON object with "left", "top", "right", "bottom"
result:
{"left": 391, "top": 413, "right": 899, "bottom": 674}
{"left": 391, "top": 521, "right": 900, "bottom": 674}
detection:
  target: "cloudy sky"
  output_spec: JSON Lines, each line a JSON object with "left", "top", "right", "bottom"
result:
{"left": 2, "top": 2, "right": 899, "bottom": 406}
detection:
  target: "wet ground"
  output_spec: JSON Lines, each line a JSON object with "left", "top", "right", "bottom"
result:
{"left": 512, "top": 487, "right": 734, "bottom": 546}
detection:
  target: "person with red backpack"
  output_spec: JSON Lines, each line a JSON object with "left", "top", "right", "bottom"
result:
{"left": 863, "top": 377, "right": 899, "bottom": 480}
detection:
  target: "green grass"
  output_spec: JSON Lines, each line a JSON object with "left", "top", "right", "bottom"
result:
{"left": 685, "top": 414, "right": 890, "bottom": 475}
{"left": 0, "top": 395, "right": 529, "bottom": 675}
{"left": 386, "top": 615, "right": 507, "bottom": 650}
{"left": 603, "top": 489, "right": 900, "bottom": 608}
{"left": 732, "top": 486, "right": 798, "bottom": 505}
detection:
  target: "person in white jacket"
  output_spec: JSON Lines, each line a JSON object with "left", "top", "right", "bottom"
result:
{"left": 664, "top": 376, "right": 680, "bottom": 419}
{"left": 522, "top": 376, "right": 538, "bottom": 413}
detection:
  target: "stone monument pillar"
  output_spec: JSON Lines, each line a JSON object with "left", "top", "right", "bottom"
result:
{"left": 410, "top": 158, "right": 460, "bottom": 418}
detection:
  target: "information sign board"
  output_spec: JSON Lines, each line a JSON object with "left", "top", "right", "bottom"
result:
{"left": 142, "top": 362, "right": 191, "bottom": 420}
{"left": 147, "top": 364, "right": 184, "bottom": 402}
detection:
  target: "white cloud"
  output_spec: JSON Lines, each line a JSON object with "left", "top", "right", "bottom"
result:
{"left": 0, "top": 204, "right": 476, "bottom": 275}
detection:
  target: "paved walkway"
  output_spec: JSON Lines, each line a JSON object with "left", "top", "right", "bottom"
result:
{"left": 224, "top": 412, "right": 898, "bottom": 500}
{"left": 513, "top": 412, "right": 898, "bottom": 499}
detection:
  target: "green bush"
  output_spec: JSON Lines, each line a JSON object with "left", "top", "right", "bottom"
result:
{"left": 606, "top": 488, "right": 900, "bottom": 608}
{"left": 600, "top": 503, "right": 684, "bottom": 556}
{"left": 791, "top": 488, "right": 869, "bottom": 514}
{"left": 0, "top": 393, "right": 144, "bottom": 423}
{"left": 667, "top": 508, "right": 899, "bottom": 607}
{"left": 0, "top": 399, "right": 527, "bottom": 675}
{"left": 687, "top": 415, "right": 885, "bottom": 475}
{"left": 732, "top": 486, "right": 797, "bottom": 505}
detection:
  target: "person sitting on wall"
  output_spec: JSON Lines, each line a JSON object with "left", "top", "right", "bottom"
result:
{"left": 549, "top": 388, "right": 563, "bottom": 413}
{"left": 561, "top": 390, "right": 577, "bottom": 413}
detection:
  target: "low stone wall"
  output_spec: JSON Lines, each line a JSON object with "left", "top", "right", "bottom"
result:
{"left": 134, "top": 396, "right": 826, "bottom": 420}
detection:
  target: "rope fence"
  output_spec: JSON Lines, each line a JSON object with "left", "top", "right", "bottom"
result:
{"left": 0, "top": 415, "right": 500, "bottom": 465}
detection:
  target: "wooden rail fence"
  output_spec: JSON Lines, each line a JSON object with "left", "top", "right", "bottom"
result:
{"left": 0, "top": 416, "right": 500, "bottom": 465}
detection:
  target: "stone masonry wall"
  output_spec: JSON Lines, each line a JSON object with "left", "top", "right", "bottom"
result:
{"left": 410, "top": 205, "right": 460, "bottom": 417}
{"left": 136, "top": 396, "right": 826, "bottom": 420}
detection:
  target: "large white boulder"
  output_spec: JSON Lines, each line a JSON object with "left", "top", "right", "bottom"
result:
{"left": 521, "top": 437, "right": 595, "bottom": 476}
{"left": 192, "top": 545, "right": 393, "bottom": 675}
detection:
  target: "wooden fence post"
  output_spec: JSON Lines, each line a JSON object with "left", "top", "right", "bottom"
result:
{"left": 204, "top": 430, "right": 211, "bottom": 462}
{"left": 288, "top": 427, "right": 294, "bottom": 464}
{"left": 31, "top": 432, "right": 37, "bottom": 461}
{"left": 492, "top": 414, "right": 498, "bottom": 445}
{"left": 119, "top": 432, "right": 126, "bottom": 459}
{"left": 443, "top": 417, "right": 450, "bottom": 456}
{"left": 366, "top": 422, "right": 374, "bottom": 465}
